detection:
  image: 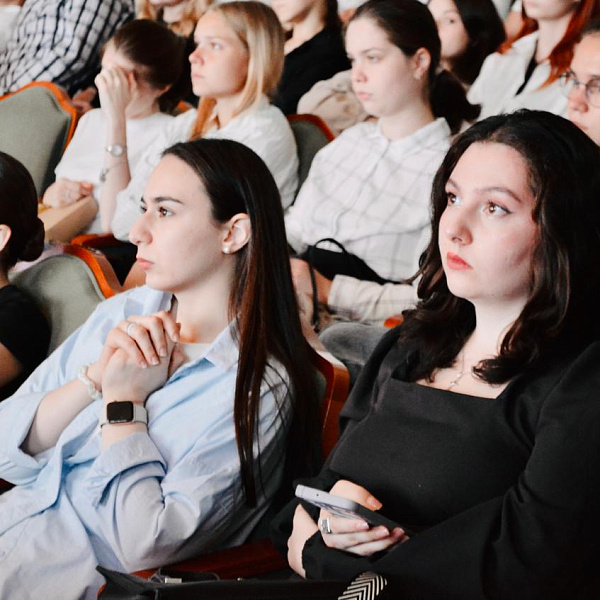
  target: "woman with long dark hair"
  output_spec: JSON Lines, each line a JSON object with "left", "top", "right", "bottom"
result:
{"left": 0, "top": 139, "right": 318, "bottom": 599}
{"left": 275, "top": 110, "right": 600, "bottom": 598}
{"left": 287, "top": 0, "right": 478, "bottom": 323}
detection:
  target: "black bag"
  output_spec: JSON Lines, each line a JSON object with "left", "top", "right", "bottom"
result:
{"left": 295, "top": 238, "right": 402, "bottom": 329}
{"left": 97, "top": 566, "right": 348, "bottom": 600}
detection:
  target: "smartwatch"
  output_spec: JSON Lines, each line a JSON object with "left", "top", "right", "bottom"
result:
{"left": 105, "top": 143, "right": 126, "bottom": 157}
{"left": 99, "top": 401, "right": 148, "bottom": 428}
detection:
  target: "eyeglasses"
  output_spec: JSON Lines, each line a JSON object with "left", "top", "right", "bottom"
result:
{"left": 559, "top": 70, "right": 600, "bottom": 108}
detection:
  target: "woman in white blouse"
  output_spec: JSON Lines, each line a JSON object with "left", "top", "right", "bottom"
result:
{"left": 468, "top": 0, "right": 599, "bottom": 119}
{"left": 108, "top": 1, "right": 299, "bottom": 241}
{"left": 287, "top": 0, "right": 477, "bottom": 326}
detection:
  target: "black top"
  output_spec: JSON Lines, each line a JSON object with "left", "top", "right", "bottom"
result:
{"left": 272, "top": 328, "right": 600, "bottom": 598}
{"left": 0, "top": 285, "right": 50, "bottom": 400}
{"left": 273, "top": 27, "right": 350, "bottom": 116}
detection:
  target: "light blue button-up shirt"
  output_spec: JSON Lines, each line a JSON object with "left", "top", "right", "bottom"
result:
{"left": 0, "top": 286, "right": 291, "bottom": 599}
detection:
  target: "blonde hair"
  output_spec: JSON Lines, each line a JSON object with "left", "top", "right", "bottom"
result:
{"left": 190, "top": 1, "right": 285, "bottom": 139}
{"left": 137, "top": 0, "right": 210, "bottom": 37}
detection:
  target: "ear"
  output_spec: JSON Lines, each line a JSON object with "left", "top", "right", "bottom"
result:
{"left": 221, "top": 213, "right": 251, "bottom": 255}
{"left": 411, "top": 48, "right": 432, "bottom": 81}
{"left": 0, "top": 225, "right": 12, "bottom": 255}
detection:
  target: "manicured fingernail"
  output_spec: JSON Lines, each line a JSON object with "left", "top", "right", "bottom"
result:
{"left": 376, "top": 527, "right": 389, "bottom": 536}
{"left": 139, "top": 360, "right": 147, "bottom": 369}
{"left": 356, "top": 521, "right": 369, "bottom": 531}
{"left": 158, "top": 347, "right": 166, "bottom": 357}
{"left": 151, "top": 357, "right": 159, "bottom": 365}
{"left": 366, "top": 496, "right": 382, "bottom": 510}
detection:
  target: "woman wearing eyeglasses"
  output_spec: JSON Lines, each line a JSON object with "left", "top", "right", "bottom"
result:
{"left": 563, "top": 20, "right": 600, "bottom": 146}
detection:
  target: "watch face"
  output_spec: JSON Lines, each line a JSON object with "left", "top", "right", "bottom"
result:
{"left": 106, "top": 401, "right": 134, "bottom": 423}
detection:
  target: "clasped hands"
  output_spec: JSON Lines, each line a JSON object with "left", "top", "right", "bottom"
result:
{"left": 288, "top": 479, "right": 408, "bottom": 577}
{"left": 86, "top": 311, "right": 184, "bottom": 405}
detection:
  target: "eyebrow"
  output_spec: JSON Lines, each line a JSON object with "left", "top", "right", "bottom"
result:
{"left": 446, "top": 178, "right": 524, "bottom": 204}
{"left": 141, "top": 195, "right": 185, "bottom": 206}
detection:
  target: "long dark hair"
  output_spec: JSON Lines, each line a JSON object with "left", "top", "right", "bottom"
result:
{"left": 0, "top": 152, "right": 44, "bottom": 271}
{"left": 399, "top": 110, "right": 600, "bottom": 384}
{"left": 163, "top": 139, "right": 319, "bottom": 506}
{"left": 447, "top": 0, "right": 505, "bottom": 85}
{"left": 109, "top": 19, "right": 189, "bottom": 113}
{"left": 352, "top": 0, "right": 479, "bottom": 133}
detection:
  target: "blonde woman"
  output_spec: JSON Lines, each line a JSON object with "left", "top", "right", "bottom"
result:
{"left": 107, "top": 1, "right": 299, "bottom": 241}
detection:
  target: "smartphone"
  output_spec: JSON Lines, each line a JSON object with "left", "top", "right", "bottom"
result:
{"left": 295, "top": 484, "right": 412, "bottom": 534}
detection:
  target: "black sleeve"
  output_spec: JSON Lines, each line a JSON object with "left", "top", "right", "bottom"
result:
{"left": 298, "top": 343, "right": 600, "bottom": 598}
{"left": 270, "top": 328, "right": 404, "bottom": 564}
{"left": 0, "top": 286, "right": 50, "bottom": 373}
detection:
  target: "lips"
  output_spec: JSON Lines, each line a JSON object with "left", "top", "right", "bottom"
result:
{"left": 446, "top": 252, "right": 472, "bottom": 270}
{"left": 136, "top": 257, "right": 153, "bottom": 271}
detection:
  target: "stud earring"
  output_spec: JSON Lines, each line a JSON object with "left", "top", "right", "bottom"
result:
{"left": 223, "top": 247, "right": 230, "bottom": 254}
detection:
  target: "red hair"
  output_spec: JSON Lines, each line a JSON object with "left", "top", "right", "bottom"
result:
{"left": 499, "top": 0, "right": 600, "bottom": 86}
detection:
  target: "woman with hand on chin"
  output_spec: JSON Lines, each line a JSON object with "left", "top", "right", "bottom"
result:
{"left": 42, "top": 19, "right": 186, "bottom": 233}
{"left": 273, "top": 110, "right": 600, "bottom": 598}
{"left": 0, "top": 139, "right": 317, "bottom": 599}
{"left": 110, "top": 2, "right": 298, "bottom": 243}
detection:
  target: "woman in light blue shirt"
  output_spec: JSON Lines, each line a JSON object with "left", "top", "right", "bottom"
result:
{"left": 0, "top": 139, "right": 318, "bottom": 599}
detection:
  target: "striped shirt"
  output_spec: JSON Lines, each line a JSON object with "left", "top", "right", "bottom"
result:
{"left": 0, "top": 0, "right": 134, "bottom": 95}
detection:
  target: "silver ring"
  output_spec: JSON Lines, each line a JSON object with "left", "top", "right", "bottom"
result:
{"left": 318, "top": 517, "right": 332, "bottom": 535}
{"left": 125, "top": 322, "right": 136, "bottom": 337}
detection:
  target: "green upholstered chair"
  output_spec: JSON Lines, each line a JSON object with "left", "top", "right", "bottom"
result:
{"left": 287, "top": 114, "right": 335, "bottom": 194}
{"left": 10, "top": 244, "right": 122, "bottom": 354}
{"left": 0, "top": 82, "right": 79, "bottom": 196}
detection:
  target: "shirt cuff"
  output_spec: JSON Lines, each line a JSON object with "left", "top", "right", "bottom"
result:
{"left": 82, "top": 432, "right": 166, "bottom": 507}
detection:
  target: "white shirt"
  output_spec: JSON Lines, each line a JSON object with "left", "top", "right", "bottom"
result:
{"left": 285, "top": 118, "right": 451, "bottom": 281}
{"left": 0, "top": 6, "right": 20, "bottom": 53}
{"left": 468, "top": 32, "right": 568, "bottom": 120}
{"left": 112, "top": 98, "right": 299, "bottom": 241}
{"left": 54, "top": 109, "right": 174, "bottom": 233}
{"left": 328, "top": 275, "right": 419, "bottom": 325}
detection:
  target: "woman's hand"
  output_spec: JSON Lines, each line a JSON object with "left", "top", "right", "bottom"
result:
{"left": 288, "top": 504, "right": 319, "bottom": 577}
{"left": 95, "top": 65, "right": 134, "bottom": 124}
{"left": 42, "top": 178, "right": 94, "bottom": 208}
{"left": 318, "top": 480, "right": 408, "bottom": 556}
{"left": 88, "top": 312, "right": 182, "bottom": 401}
{"left": 290, "top": 258, "right": 333, "bottom": 306}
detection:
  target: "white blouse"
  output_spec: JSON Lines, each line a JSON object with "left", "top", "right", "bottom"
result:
{"left": 111, "top": 97, "right": 299, "bottom": 241}
{"left": 468, "top": 32, "right": 568, "bottom": 120}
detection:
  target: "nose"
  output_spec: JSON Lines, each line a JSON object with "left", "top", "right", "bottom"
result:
{"left": 442, "top": 206, "right": 472, "bottom": 246}
{"left": 568, "top": 81, "right": 588, "bottom": 112}
{"left": 351, "top": 60, "right": 366, "bottom": 84}
{"left": 189, "top": 44, "right": 203, "bottom": 65}
{"left": 129, "top": 211, "right": 151, "bottom": 247}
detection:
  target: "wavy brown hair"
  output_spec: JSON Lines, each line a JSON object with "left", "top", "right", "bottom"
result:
{"left": 399, "top": 110, "right": 600, "bottom": 384}
{"left": 163, "top": 139, "right": 319, "bottom": 506}
{"left": 137, "top": 0, "right": 210, "bottom": 36}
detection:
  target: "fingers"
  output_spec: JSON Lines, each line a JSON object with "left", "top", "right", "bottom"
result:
{"left": 121, "top": 312, "right": 179, "bottom": 367}
{"left": 320, "top": 519, "right": 407, "bottom": 554}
